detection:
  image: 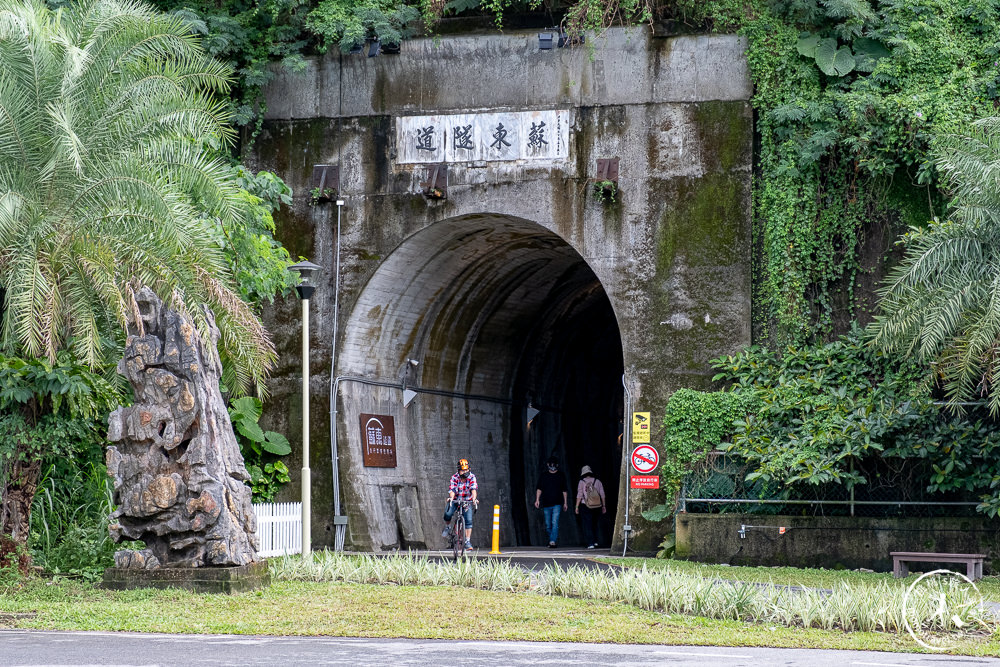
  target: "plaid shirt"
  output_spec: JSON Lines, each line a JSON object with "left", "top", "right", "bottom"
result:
{"left": 449, "top": 472, "right": 478, "bottom": 501}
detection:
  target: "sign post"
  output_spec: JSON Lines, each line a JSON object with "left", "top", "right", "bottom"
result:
{"left": 630, "top": 414, "right": 660, "bottom": 488}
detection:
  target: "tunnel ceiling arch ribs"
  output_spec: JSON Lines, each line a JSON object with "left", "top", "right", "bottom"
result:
{"left": 340, "top": 213, "right": 622, "bottom": 397}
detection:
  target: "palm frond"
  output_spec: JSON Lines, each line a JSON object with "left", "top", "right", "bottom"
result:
{"left": 0, "top": 0, "right": 271, "bottom": 393}
{"left": 869, "top": 117, "right": 1000, "bottom": 412}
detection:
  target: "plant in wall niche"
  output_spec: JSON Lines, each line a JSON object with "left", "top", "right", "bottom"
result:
{"left": 228, "top": 396, "right": 292, "bottom": 502}
{"left": 592, "top": 179, "right": 618, "bottom": 204}
{"left": 423, "top": 186, "right": 445, "bottom": 200}
{"left": 310, "top": 187, "right": 337, "bottom": 205}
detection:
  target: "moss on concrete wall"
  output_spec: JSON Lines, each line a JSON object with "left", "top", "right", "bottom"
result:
{"left": 250, "top": 34, "right": 754, "bottom": 553}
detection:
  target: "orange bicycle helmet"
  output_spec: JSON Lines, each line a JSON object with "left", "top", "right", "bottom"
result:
{"left": 457, "top": 458, "right": 470, "bottom": 472}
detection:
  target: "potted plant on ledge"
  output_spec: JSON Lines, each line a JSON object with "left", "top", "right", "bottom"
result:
{"left": 310, "top": 187, "right": 337, "bottom": 205}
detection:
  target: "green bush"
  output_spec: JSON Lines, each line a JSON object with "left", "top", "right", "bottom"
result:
{"left": 228, "top": 396, "right": 292, "bottom": 502}
{"left": 711, "top": 331, "right": 1000, "bottom": 511}
{"left": 30, "top": 462, "right": 117, "bottom": 581}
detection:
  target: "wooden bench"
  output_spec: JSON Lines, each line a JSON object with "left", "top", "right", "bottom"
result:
{"left": 890, "top": 551, "right": 985, "bottom": 581}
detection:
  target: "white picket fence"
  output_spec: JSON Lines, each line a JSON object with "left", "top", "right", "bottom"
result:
{"left": 253, "top": 502, "right": 302, "bottom": 557}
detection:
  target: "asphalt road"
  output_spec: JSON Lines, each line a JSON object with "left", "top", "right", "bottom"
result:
{"left": 1, "top": 631, "right": 998, "bottom": 667}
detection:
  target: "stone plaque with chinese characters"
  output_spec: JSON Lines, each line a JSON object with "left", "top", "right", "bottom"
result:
{"left": 360, "top": 414, "right": 397, "bottom": 467}
{"left": 396, "top": 110, "right": 571, "bottom": 164}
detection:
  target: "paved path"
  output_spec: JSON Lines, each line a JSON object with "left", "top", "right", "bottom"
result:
{"left": 0, "top": 631, "right": 996, "bottom": 666}
{"left": 365, "top": 545, "right": 621, "bottom": 572}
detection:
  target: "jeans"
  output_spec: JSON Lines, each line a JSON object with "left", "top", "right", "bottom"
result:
{"left": 542, "top": 505, "right": 561, "bottom": 544}
{"left": 443, "top": 500, "right": 475, "bottom": 529}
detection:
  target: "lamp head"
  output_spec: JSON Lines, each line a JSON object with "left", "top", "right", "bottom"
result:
{"left": 290, "top": 260, "right": 322, "bottom": 300}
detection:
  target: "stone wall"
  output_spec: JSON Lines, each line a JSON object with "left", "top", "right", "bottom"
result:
{"left": 250, "top": 29, "right": 754, "bottom": 551}
{"left": 676, "top": 513, "right": 1000, "bottom": 572}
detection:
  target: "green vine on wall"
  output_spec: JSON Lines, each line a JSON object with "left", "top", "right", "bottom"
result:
{"left": 707, "top": 0, "right": 1000, "bottom": 344}
{"left": 656, "top": 389, "right": 757, "bottom": 503}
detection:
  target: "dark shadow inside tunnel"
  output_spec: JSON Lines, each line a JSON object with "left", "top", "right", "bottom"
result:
{"left": 508, "top": 277, "right": 623, "bottom": 547}
{"left": 339, "top": 213, "right": 623, "bottom": 549}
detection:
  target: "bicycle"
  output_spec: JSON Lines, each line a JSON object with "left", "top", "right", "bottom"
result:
{"left": 446, "top": 498, "right": 477, "bottom": 561}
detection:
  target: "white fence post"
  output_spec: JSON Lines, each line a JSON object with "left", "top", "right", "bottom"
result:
{"left": 253, "top": 502, "right": 303, "bottom": 557}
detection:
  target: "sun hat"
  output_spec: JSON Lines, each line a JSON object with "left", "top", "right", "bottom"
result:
{"left": 580, "top": 465, "right": 593, "bottom": 477}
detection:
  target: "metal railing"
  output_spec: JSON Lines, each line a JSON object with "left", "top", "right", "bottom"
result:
{"left": 679, "top": 454, "right": 982, "bottom": 518}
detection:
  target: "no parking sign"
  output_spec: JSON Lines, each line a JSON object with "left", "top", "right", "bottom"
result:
{"left": 631, "top": 445, "right": 659, "bottom": 474}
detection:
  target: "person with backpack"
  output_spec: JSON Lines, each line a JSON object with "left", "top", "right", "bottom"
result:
{"left": 574, "top": 465, "right": 606, "bottom": 549}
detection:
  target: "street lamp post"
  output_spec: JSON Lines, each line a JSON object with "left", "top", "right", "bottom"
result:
{"left": 290, "top": 260, "right": 321, "bottom": 557}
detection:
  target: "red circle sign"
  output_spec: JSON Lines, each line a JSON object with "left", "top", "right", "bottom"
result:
{"left": 631, "top": 445, "right": 659, "bottom": 473}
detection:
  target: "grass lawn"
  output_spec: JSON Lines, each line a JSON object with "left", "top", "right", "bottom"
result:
{"left": 600, "top": 556, "right": 1000, "bottom": 600}
{"left": 0, "top": 576, "right": 998, "bottom": 656}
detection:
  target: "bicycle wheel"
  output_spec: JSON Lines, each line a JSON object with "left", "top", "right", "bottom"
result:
{"left": 453, "top": 513, "right": 466, "bottom": 562}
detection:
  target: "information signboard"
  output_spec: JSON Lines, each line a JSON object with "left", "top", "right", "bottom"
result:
{"left": 360, "top": 414, "right": 397, "bottom": 467}
{"left": 630, "top": 476, "right": 660, "bottom": 489}
{"left": 632, "top": 412, "right": 651, "bottom": 443}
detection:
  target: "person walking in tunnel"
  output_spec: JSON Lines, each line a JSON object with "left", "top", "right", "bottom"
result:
{"left": 534, "top": 456, "right": 568, "bottom": 548}
{"left": 442, "top": 458, "right": 478, "bottom": 550}
{"left": 574, "top": 465, "right": 606, "bottom": 549}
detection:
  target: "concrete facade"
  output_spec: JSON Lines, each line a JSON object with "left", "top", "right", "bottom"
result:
{"left": 249, "top": 29, "right": 753, "bottom": 552}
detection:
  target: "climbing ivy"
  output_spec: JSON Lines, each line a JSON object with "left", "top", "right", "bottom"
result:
{"left": 689, "top": 0, "right": 1000, "bottom": 343}
{"left": 657, "top": 389, "right": 757, "bottom": 502}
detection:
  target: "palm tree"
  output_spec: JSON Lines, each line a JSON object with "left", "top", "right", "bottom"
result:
{"left": 868, "top": 117, "right": 1000, "bottom": 413}
{"left": 0, "top": 0, "right": 275, "bottom": 560}
{"left": 0, "top": 0, "right": 274, "bottom": 387}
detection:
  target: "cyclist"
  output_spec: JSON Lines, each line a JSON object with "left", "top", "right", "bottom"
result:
{"left": 442, "top": 458, "right": 478, "bottom": 550}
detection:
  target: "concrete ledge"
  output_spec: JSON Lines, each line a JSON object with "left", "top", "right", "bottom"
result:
{"left": 675, "top": 513, "right": 1000, "bottom": 573}
{"left": 102, "top": 561, "right": 271, "bottom": 594}
{"left": 263, "top": 30, "right": 751, "bottom": 120}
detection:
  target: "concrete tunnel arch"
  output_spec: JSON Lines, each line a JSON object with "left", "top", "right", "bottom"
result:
{"left": 336, "top": 213, "right": 625, "bottom": 551}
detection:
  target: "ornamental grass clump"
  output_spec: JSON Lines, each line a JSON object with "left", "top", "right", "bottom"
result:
{"left": 270, "top": 551, "right": 529, "bottom": 593}
{"left": 537, "top": 563, "right": 993, "bottom": 634}
{"left": 271, "top": 554, "right": 993, "bottom": 637}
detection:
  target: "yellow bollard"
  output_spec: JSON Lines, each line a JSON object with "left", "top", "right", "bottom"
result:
{"left": 490, "top": 504, "right": 501, "bottom": 554}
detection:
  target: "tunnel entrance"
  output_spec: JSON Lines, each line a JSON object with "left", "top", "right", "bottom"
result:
{"left": 339, "top": 213, "right": 623, "bottom": 549}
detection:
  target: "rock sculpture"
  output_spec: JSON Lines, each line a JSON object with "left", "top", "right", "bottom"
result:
{"left": 106, "top": 288, "right": 259, "bottom": 568}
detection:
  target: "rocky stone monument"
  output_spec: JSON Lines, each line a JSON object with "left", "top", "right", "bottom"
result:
{"left": 103, "top": 288, "right": 268, "bottom": 592}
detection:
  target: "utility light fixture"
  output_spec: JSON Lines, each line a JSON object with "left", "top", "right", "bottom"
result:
{"left": 527, "top": 403, "right": 540, "bottom": 425}
{"left": 288, "top": 257, "right": 321, "bottom": 558}
{"left": 289, "top": 260, "right": 321, "bottom": 300}
{"left": 403, "top": 389, "right": 418, "bottom": 407}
